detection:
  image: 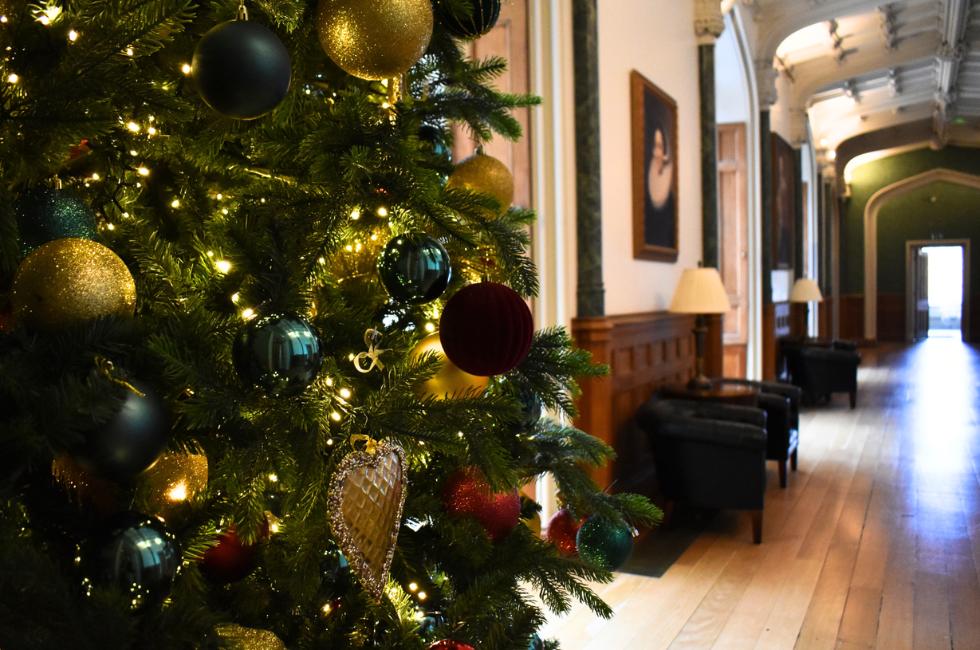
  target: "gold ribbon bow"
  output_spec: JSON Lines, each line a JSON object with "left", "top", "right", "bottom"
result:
{"left": 353, "top": 329, "right": 389, "bottom": 374}
{"left": 350, "top": 434, "right": 379, "bottom": 455}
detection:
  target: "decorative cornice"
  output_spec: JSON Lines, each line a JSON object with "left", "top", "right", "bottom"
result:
{"left": 694, "top": 0, "right": 726, "bottom": 44}
{"left": 755, "top": 59, "right": 779, "bottom": 109}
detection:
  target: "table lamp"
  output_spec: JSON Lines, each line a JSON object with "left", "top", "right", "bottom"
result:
{"left": 669, "top": 266, "right": 731, "bottom": 390}
{"left": 789, "top": 278, "right": 823, "bottom": 334}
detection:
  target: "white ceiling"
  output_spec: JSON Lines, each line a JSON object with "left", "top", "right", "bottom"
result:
{"left": 744, "top": 0, "right": 980, "bottom": 153}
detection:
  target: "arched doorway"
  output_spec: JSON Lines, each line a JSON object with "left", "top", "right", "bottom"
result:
{"left": 863, "top": 168, "right": 980, "bottom": 341}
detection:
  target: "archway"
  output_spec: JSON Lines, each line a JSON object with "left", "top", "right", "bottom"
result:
{"left": 863, "top": 168, "right": 980, "bottom": 340}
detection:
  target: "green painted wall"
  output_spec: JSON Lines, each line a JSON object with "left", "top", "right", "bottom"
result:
{"left": 876, "top": 181, "right": 980, "bottom": 294}
{"left": 842, "top": 146, "right": 980, "bottom": 294}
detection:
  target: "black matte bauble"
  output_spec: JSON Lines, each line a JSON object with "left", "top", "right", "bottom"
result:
{"left": 437, "top": 0, "right": 501, "bottom": 39}
{"left": 192, "top": 20, "right": 291, "bottom": 119}
{"left": 75, "top": 381, "right": 171, "bottom": 483}
{"left": 90, "top": 511, "right": 180, "bottom": 606}
{"left": 16, "top": 188, "right": 97, "bottom": 254}
{"left": 377, "top": 233, "right": 452, "bottom": 304}
{"left": 233, "top": 314, "right": 323, "bottom": 396}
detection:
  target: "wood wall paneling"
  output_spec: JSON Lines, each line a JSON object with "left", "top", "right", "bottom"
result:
{"left": 763, "top": 303, "right": 792, "bottom": 380}
{"left": 572, "top": 312, "right": 696, "bottom": 497}
{"left": 877, "top": 292, "right": 904, "bottom": 342}
{"left": 839, "top": 294, "right": 865, "bottom": 342}
{"left": 723, "top": 344, "right": 747, "bottom": 378}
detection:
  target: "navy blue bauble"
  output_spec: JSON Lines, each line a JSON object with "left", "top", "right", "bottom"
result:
{"left": 192, "top": 20, "right": 291, "bottom": 119}
{"left": 16, "top": 188, "right": 97, "bottom": 254}
{"left": 377, "top": 233, "right": 452, "bottom": 304}
{"left": 233, "top": 314, "right": 323, "bottom": 396}
{"left": 575, "top": 516, "right": 633, "bottom": 571}
{"left": 75, "top": 381, "right": 171, "bottom": 482}
{"left": 91, "top": 512, "right": 180, "bottom": 607}
{"left": 437, "top": 0, "right": 501, "bottom": 39}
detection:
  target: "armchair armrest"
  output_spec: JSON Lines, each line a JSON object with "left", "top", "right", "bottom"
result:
{"left": 642, "top": 397, "right": 767, "bottom": 429}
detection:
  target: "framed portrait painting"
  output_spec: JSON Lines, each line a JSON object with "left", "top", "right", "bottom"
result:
{"left": 771, "top": 133, "right": 797, "bottom": 270}
{"left": 631, "top": 70, "right": 679, "bottom": 262}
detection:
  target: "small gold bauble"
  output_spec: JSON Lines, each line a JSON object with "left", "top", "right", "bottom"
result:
{"left": 137, "top": 452, "right": 209, "bottom": 520}
{"left": 410, "top": 332, "right": 489, "bottom": 399}
{"left": 214, "top": 624, "right": 286, "bottom": 650}
{"left": 12, "top": 238, "right": 136, "bottom": 329}
{"left": 316, "top": 0, "right": 434, "bottom": 80}
{"left": 447, "top": 153, "right": 515, "bottom": 217}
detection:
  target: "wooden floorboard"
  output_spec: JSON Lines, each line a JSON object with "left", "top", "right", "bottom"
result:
{"left": 540, "top": 339, "right": 980, "bottom": 650}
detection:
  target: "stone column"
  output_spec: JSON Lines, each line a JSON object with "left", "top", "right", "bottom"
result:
{"left": 572, "top": 0, "right": 604, "bottom": 318}
{"left": 794, "top": 147, "right": 804, "bottom": 281}
{"left": 696, "top": 0, "right": 725, "bottom": 268}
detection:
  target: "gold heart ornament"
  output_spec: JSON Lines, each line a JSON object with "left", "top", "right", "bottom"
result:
{"left": 326, "top": 439, "right": 408, "bottom": 599}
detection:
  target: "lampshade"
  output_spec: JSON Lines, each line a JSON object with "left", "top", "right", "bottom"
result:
{"left": 789, "top": 278, "right": 823, "bottom": 303}
{"left": 668, "top": 267, "right": 731, "bottom": 314}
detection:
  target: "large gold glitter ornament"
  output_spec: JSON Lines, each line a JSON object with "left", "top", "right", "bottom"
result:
{"left": 137, "top": 452, "right": 209, "bottom": 520}
{"left": 327, "top": 439, "right": 407, "bottom": 599}
{"left": 446, "top": 152, "right": 514, "bottom": 218}
{"left": 316, "top": 0, "right": 433, "bottom": 80}
{"left": 214, "top": 624, "right": 286, "bottom": 650}
{"left": 12, "top": 238, "right": 136, "bottom": 329}
{"left": 410, "top": 332, "right": 489, "bottom": 399}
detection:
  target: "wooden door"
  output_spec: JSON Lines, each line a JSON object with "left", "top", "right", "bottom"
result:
{"left": 452, "top": 1, "right": 532, "bottom": 210}
{"left": 718, "top": 123, "right": 748, "bottom": 377}
{"left": 914, "top": 247, "right": 929, "bottom": 340}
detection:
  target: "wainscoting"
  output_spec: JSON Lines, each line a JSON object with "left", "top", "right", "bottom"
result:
{"left": 839, "top": 294, "right": 865, "bottom": 342}
{"left": 877, "top": 292, "right": 904, "bottom": 342}
{"left": 572, "top": 312, "right": 696, "bottom": 497}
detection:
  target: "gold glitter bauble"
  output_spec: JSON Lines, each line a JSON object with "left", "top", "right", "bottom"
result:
{"left": 316, "top": 0, "right": 433, "bottom": 80}
{"left": 214, "top": 624, "right": 286, "bottom": 650}
{"left": 410, "top": 332, "right": 489, "bottom": 399}
{"left": 12, "top": 238, "right": 136, "bottom": 329}
{"left": 447, "top": 153, "right": 514, "bottom": 217}
{"left": 137, "top": 452, "right": 209, "bottom": 520}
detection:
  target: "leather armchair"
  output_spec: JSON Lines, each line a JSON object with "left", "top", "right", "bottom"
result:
{"left": 636, "top": 397, "right": 768, "bottom": 543}
{"left": 713, "top": 379, "right": 802, "bottom": 487}
{"left": 781, "top": 340, "right": 860, "bottom": 408}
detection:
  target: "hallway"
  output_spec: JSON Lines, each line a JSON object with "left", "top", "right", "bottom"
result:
{"left": 543, "top": 340, "right": 980, "bottom": 649}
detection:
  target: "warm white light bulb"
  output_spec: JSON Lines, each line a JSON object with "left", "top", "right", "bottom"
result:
{"left": 181, "top": 63, "right": 192, "bottom": 75}
{"left": 67, "top": 29, "right": 78, "bottom": 42}
{"left": 6, "top": 73, "right": 17, "bottom": 84}
{"left": 215, "top": 260, "right": 232, "bottom": 274}
{"left": 166, "top": 481, "right": 189, "bottom": 502}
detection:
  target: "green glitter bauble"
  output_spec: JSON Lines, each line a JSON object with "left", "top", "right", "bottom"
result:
{"left": 575, "top": 516, "right": 633, "bottom": 571}
{"left": 16, "top": 188, "right": 97, "bottom": 254}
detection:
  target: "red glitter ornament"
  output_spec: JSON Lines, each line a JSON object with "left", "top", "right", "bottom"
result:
{"left": 545, "top": 508, "right": 582, "bottom": 556}
{"left": 442, "top": 467, "right": 520, "bottom": 542}
{"left": 200, "top": 523, "right": 267, "bottom": 583}
{"left": 429, "top": 641, "right": 475, "bottom": 650}
{"left": 438, "top": 282, "right": 533, "bottom": 376}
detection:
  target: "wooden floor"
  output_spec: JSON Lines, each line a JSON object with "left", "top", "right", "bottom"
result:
{"left": 541, "top": 339, "right": 980, "bottom": 649}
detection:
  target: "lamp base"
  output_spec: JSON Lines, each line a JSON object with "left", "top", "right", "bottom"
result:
{"left": 686, "top": 374, "right": 713, "bottom": 391}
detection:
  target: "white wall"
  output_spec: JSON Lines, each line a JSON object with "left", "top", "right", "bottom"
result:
{"left": 716, "top": 26, "right": 750, "bottom": 124}
{"left": 597, "top": 0, "right": 703, "bottom": 315}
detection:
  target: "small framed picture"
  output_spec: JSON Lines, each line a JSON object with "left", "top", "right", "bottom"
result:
{"left": 771, "top": 134, "right": 797, "bottom": 270}
{"left": 631, "top": 70, "right": 679, "bottom": 262}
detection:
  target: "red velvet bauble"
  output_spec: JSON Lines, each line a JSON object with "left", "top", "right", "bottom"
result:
{"left": 438, "top": 282, "right": 533, "bottom": 376}
{"left": 429, "top": 641, "right": 475, "bottom": 650}
{"left": 443, "top": 468, "right": 520, "bottom": 542}
{"left": 545, "top": 508, "right": 582, "bottom": 556}
{"left": 200, "top": 526, "right": 262, "bottom": 583}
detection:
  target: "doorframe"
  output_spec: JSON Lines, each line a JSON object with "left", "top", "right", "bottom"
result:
{"left": 904, "top": 239, "right": 971, "bottom": 342}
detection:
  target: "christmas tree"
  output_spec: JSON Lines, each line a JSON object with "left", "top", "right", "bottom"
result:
{"left": 0, "top": 1, "right": 660, "bottom": 648}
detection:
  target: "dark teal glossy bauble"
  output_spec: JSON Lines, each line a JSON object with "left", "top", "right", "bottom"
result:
{"left": 75, "top": 380, "right": 171, "bottom": 482}
{"left": 90, "top": 511, "right": 180, "bottom": 607}
{"left": 575, "top": 516, "right": 633, "bottom": 571}
{"left": 16, "top": 188, "right": 97, "bottom": 254}
{"left": 233, "top": 314, "right": 323, "bottom": 396}
{"left": 192, "top": 20, "right": 292, "bottom": 119}
{"left": 437, "top": 0, "right": 501, "bottom": 39}
{"left": 377, "top": 233, "right": 451, "bottom": 304}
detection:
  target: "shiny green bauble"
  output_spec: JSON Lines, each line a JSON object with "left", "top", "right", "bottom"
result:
{"left": 576, "top": 515, "right": 633, "bottom": 571}
{"left": 377, "top": 233, "right": 451, "bottom": 304}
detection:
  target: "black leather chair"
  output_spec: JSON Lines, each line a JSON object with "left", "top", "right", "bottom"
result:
{"left": 636, "top": 398, "right": 768, "bottom": 543}
{"left": 781, "top": 339, "right": 860, "bottom": 408}
{"left": 712, "top": 379, "right": 802, "bottom": 488}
